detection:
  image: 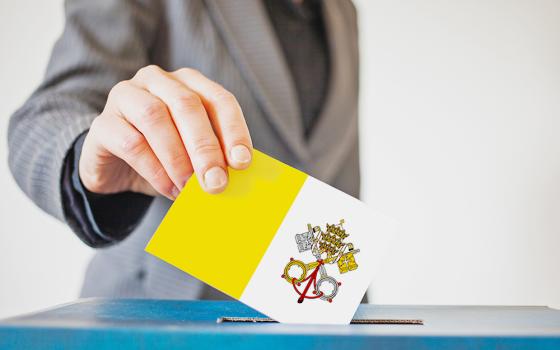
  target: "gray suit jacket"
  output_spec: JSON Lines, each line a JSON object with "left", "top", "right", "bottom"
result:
{"left": 8, "top": 0, "right": 360, "bottom": 300}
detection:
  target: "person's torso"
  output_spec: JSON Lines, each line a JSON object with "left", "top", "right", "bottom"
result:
{"left": 81, "top": 0, "right": 361, "bottom": 300}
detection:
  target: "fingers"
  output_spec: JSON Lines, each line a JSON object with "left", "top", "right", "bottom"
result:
{"left": 109, "top": 81, "right": 193, "bottom": 191}
{"left": 173, "top": 68, "right": 253, "bottom": 169}
{"left": 97, "top": 65, "right": 252, "bottom": 197}
{"left": 89, "top": 114, "right": 179, "bottom": 200}
{"left": 132, "top": 66, "right": 228, "bottom": 193}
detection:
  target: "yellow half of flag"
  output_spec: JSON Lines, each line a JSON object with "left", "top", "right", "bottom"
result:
{"left": 145, "top": 150, "right": 307, "bottom": 299}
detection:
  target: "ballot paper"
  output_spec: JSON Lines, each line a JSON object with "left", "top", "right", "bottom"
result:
{"left": 146, "top": 150, "right": 395, "bottom": 324}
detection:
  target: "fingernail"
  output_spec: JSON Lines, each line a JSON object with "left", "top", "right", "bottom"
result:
{"left": 203, "top": 167, "right": 227, "bottom": 190}
{"left": 230, "top": 145, "right": 251, "bottom": 165}
{"left": 171, "top": 186, "right": 180, "bottom": 199}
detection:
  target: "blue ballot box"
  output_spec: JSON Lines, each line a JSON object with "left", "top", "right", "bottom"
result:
{"left": 1, "top": 299, "right": 559, "bottom": 349}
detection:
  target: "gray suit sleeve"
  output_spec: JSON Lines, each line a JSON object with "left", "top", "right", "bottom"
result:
{"left": 7, "top": 0, "right": 161, "bottom": 221}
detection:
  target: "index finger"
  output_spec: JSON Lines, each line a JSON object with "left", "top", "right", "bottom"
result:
{"left": 173, "top": 68, "right": 253, "bottom": 170}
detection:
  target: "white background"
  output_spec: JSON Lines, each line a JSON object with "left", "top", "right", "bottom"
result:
{"left": 0, "top": 0, "right": 559, "bottom": 318}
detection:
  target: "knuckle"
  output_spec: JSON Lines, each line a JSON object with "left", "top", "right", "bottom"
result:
{"left": 146, "top": 166, "right": 174, "bottom": 195}
{"left": 108, "top": 80, "right": 131, "bottom": 99}
{"left": 136, "top": 64, "right": 163, "bottom": 80}
{"left": 172, "top": 92, "right": 203, "bottom": 114}
{"left": 89, "top": 115, "right": 103, "bottom": 132}
{"left": 191, "top": 138, "right": 222, "bottom": 158}
{"left": 148, "top": 164, "right": 167, "bottom": 183}
{"left": 167, "top": 150, "right": 189, "bottom": 169}
{"left": 115, "top": 79, "right": 132, "bottom": 89}
{"left": 176, "top": 67, "right": 201, "bottom": 78}
{"left": 142, "top": 64, "right": 162, "bottom": 75}
{"left": 211, "top": 88, "right": 236, "bottom": 105}
{"left": 89, "top": 115, "right": 111, "bottom": 139}
{"left": 136, "top": 100, "right": 168, "bottom": 126}
{"left": 121, "top": 131, "right": 146, "bottom": 156}
{"left": 225, "top": 122, "right": 249, "bottom": 140}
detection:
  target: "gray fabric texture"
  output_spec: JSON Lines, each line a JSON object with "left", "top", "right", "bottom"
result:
{"left": 61, "top": 0, "right": 331, "bottom": 248}
{"left": 8, "top": 0, "right": 360, "bottom": 300}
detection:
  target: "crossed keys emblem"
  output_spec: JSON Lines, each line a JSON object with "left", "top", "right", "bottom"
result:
{"left": 281, "top": 219, "right": 360, "bottom": 303}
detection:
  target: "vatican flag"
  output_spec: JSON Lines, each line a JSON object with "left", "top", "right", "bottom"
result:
{"left": 146, "top": 150, "right": 395, "bottom": 324}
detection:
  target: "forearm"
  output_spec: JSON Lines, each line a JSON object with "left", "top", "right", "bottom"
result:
{"left": 8, "top": 95, "right": 96, "bottom": 221}
{"left": 7, "top": 0, "right": 160, "bottom": 231}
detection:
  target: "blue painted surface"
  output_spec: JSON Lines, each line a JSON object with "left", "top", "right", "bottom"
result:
{"left": 1, "top": 299, "right": 559, "bottom": 349}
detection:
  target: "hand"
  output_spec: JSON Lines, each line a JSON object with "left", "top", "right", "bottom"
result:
{"left": 79, "top": 65, "right": 252, "bottom": 200}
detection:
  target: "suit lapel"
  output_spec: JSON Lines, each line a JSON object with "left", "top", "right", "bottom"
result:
{"left": 205, "top": 0, "right": 309, "bottom": 161}
{"left": 307, "top": 0, "right": 359, "bottom": 180}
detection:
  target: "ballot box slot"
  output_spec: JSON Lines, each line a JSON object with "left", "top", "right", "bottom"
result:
{"left": 217, "top": 317, "right": 423, "bottom": 325}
